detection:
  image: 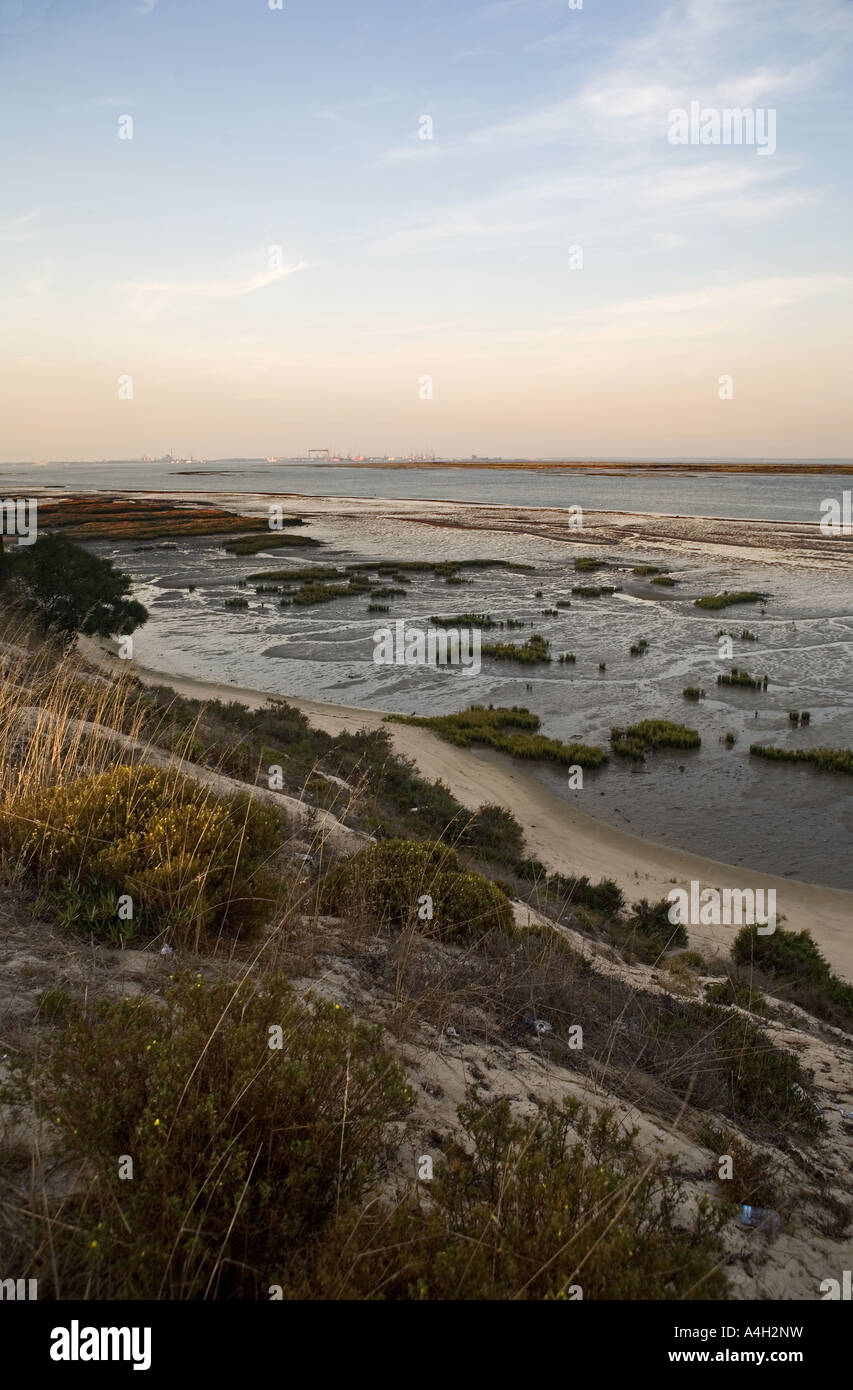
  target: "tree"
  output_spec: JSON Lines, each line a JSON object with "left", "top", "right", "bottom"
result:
{"left": 8, "top": 533, "right": 148, "bottom": 639}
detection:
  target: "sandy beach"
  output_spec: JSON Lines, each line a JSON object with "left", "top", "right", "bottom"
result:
{"left": 84, "top": 643, "right": 853, "bottom": 983}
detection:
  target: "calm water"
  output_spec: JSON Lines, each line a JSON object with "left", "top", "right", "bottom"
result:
{"left": 3, "top": 458, "right": 853, "bottom": 523}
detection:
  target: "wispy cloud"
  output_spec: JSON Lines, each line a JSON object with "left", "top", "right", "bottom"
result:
{"left": 119, "top": 261, "right": 310, "bottom": 320}
{"left": 0, "top": 211, "right": 40, "bottom": 243}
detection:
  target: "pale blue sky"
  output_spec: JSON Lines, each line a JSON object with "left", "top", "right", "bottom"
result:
{"left": 2, "top": 0, "right": 852, "bottom": 459}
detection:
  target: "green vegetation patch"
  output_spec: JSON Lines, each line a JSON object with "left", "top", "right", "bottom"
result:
{"left": 224, "top": 533, "right": 321, "bottom": 554}
{"left": 750, "top": 744, "right": 853, "bottom": 775}
{"left": 388, "top": 705, "right": 607, "bottom": 768}
{"left": 717, "top": 669, "right": 767, "bottom": 690}
{"left": 430, "top": 612, "right": 497, "bottom": 628}
{"left": 482, "top": 633, "right": 551, "bottom": 664}
{"left": 573, "top": 556, "right": 611, "bottom": 572}
{"left": 694, "top": 591, "right": 768, "bottom": 611}
{"left": 610, "top": 720, "right": 700, "bottom": 761}
{"left": 319, "top": 838, "right": 515, "bottom": 942}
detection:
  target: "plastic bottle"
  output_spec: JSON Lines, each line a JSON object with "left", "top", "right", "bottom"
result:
{"left": 740, "top": 1203, "right": 781, "bottom": 1234}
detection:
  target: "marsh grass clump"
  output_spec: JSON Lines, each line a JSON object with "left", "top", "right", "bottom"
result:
{"left": 429, "top": 613, "right": 497, "bottom": 628}
{"left": 682, "top": 687, "right": 706, "bottom": 701}
{"left": 246, "top": 564, "right": 344, "bottom": 583}
{"left": 750, "top": 744, "right": 852, "bottom": 774}
{"left": 717, "top": 668, "right": 767, "bottom": 690}
{"left": 651, "top": 575, "right": 677, "bottom": 587}
{"left": 572, "top": 585, "right": 616, "bottom": 598}
{"left": 299, "top": 1096, "right": 729, "bottom": 1300}
{"left": 0, "top": 764, "right": 283, "bottom": 947}
{"left": 694, "top": 592, "right": 769, "bottom": 611}
{"left": 224, "top": 534, "right": 319, "bottom": 555}
{"left": 290, "top": 582, "right": 355, "bottom": 606}
{"left": 29, "top": 973, "right": 411, "bottom": 1298}
{"left": 319, "top": 839, "right": 515, "bottom": 943}
{"left": 610, "top": 720, "right": 700, "bottom": 760}
{"left": 481, "top": 633, "right": 551, "bottom": 664}
{"left": 574, "top": 556, "right": 611, "bottom": 572}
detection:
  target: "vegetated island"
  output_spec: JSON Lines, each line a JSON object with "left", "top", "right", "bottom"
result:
{"left": 694, "top": 591, "right": 769, "bottom": 611}
{"left": 750, "top": 745, "right": 853, "bottom": 775}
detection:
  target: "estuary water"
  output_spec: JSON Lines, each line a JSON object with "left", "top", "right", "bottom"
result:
{"left": 3, "top": 458, "right": 853, "bottom": 524}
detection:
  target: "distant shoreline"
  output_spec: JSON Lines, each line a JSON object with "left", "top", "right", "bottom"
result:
{"left": 315, "top": 459, "right": 853, "bottom": 476}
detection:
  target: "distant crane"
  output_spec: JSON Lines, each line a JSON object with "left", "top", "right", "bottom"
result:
{"left": 308, "top": 448, "right": 330, "bottom": 460}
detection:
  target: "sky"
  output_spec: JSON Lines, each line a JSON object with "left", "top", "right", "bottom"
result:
{"left": 1, "top": 0, "right": 852, "bottom": 461}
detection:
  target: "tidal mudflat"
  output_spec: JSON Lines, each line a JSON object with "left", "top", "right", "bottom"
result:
{"left": 76, "top": 491, "right": 853, "bottom": 890}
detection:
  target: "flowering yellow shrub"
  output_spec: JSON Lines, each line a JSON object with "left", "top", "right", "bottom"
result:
{"left": 0, "top": 763, "right": 283, "bottom": 945}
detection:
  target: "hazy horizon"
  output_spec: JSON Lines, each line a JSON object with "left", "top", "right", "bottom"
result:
{"left": 5, "top": 454, "right": 853, "bottom": 468}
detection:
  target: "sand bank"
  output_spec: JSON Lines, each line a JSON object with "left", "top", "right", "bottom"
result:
{"left": 84, "top": 644, "right": 853, "bottom": 983}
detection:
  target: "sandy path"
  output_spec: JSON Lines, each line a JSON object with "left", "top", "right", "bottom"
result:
{"left": 83, "top": 645, "right": 853, "bottom": 982}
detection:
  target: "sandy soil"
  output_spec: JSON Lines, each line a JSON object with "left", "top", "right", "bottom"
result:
{"left": 83, "top": 644, "right": 853, "bottom": 984}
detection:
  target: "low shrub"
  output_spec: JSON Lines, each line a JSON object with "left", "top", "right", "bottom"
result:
{"left": 300, "top": 1096, "right": 729, "bottom": 1300}
{"left": 732, "top": 924, "right": 853, "bottom": 1029}
{"left": 319, "top": 839, "right": 515, "bottom": 942}
{"left": 32, "top": 973, "right": 411, "bottom": 1298}
{"left": 627, "top": 897, "right": 688, "bottom": 953}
